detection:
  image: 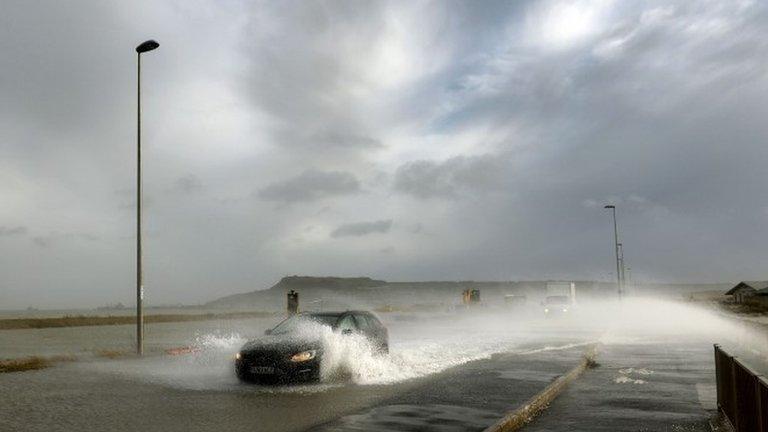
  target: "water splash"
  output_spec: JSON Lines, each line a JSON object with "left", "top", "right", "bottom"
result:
{"left": 82, "top": 297, "right": 768, "bottom": 391}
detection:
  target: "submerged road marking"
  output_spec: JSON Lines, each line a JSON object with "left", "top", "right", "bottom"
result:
{"left": 482, "top": 344, "right": 599, "bottom": 432}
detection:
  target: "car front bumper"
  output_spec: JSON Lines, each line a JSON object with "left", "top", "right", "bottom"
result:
{"left": 235, "top": 352, "right": 321, "bottom": 384}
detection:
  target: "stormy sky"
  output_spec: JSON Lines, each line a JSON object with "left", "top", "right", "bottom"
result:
{"left": 2, "top": 0, "right": 768, "bottom": 309}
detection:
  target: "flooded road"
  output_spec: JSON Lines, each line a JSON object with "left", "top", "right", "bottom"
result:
{"left": 1, "top": 299, "right": 764, "bottom": 431}
{"left": 0, "top": 336, "right": 592, "bottom": 432}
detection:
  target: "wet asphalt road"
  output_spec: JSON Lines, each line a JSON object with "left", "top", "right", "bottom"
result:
{"left": 1, "top": 301, "right": 740, "bottom": 432}
{"left": 310, "top": 341, "right": 588, "bottom": 432}
{"left": 0, "top": 346, "right": 578, "bottom": 432}
{"left": 526, "top": 340, "right": 716, "bottom": 432}
{"left": 0, "top": 338, "right": 715, "bottom": 432}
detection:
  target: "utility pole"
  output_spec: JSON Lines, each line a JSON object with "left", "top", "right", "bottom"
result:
{"left": 604, "top": 205, "right": 622, "bottom": 300}
{"left": 135, "top": 39, "right": 159, "bottom": 355}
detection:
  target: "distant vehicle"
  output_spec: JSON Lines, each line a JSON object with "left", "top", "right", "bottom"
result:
{"left": 235, "top": 311, "right": 388, "bottom": 384}
{"left": 543, "top": 282, "right": 576, "bottom": 316}
{"left": 462, "top": 289, "right": 481, "bottom": 306}
{"left": 543, "top": 295, "right": 572, "bottom": 315}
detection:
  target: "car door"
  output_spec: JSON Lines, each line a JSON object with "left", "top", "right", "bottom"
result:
{"left": 352, "top": 313, "right": 373, "bottom": 340}
{"left": 356, "top": 313, "right": 386, "bottom": 347}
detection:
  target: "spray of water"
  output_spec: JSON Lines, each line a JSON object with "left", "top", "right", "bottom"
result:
{"left": 85, "top": 297, "right": 768, "bottom": 391}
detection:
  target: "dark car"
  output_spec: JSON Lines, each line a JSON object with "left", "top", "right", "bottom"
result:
{"left": 235, "top": 311, "right": 389, "bottom": 384}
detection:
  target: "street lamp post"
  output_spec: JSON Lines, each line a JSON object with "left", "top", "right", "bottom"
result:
{"left": 604, "top": 205, "right": 622, "bottom": 300}
{"left": 618, "top": 242, "right": 625, "bottom": 290}
{"left": 135, "top": 39, "right": 159, "bottom": 356}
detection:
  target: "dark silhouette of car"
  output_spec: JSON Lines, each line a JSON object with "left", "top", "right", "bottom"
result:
{"left": 235, "top": 311, "right": 389, "bottom": 384}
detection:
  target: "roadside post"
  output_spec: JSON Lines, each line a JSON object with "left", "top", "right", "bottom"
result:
{"left": 287, "top": 290, "right": 299, "bottom": 315}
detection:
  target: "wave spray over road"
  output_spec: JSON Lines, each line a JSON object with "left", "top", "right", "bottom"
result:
{"left": 87, "top": 313, "right": 547, "bottom": 391}
{"left": 85, "top": 297, "right": 764, "bottom": 392}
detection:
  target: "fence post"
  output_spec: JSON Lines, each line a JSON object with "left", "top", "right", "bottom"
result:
{"left": 721, "top": 349, "right": 736, "bottom": 428}
{"left": 713, "top": 345, "right": 768, "bottom": 432}
{"left": 728, "top": 355, "right": 738, "bottom": 431}
{"left": 759, "top": 376, "right": 768, "bottom": 432}
{"left": 715, "top": 345, "right": 723, "bottom": 410}
{"left": 734, "top": 358, "right": 758, "bottom": 432}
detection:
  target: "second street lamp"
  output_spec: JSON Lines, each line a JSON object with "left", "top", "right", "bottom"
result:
{"left": 604, "top": 205, "right": 622, "bottom": 301}
{"left": 135, "top": 39, "right": 159, "bottom": 356}
{"left": 618, "top": 242, "right": 626, "bottom": 291}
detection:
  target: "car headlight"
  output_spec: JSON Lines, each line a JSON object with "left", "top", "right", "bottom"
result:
{"left": 235, "top": 352, "right": 242, "bottom": 360}
{"left": 544, "top": 308, "right": 549, "bottom": 313}
{"left": 562, "top": 308, "right": 568, "bottom": 312}
{"left": 290, "top": 350, "right": 316, "bottom": 363}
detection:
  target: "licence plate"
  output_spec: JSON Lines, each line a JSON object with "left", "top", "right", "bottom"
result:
{"left": 250, "top": 366, "right": 275, "bottom": 374}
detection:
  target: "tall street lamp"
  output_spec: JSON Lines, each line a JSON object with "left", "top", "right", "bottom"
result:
{"left": 135, "top": 39, "right": 159, "bottom": 355}
{"left": 604, "top": 205, "right": 622, "bottom": 300}
{"left": 618, "top": 242, "right": 625, "bottom": 290}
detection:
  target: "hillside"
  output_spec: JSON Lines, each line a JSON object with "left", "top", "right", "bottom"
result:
{"left": 204, "top": 276, "right": 731, "bottom": 311}
{"left": 204, "top": 276, "right": 388, "bottom": 310}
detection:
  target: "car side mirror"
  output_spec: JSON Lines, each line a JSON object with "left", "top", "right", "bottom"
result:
{"left": 342, "top": 329, "right": 353, "bottom": 335}
{"left": 264, "top": 329, "right": 272, "bottom": 335}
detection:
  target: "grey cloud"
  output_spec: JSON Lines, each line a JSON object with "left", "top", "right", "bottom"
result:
{"left": 311, "top": 131, "right": 382, "bottom": 149}
{"left": 0, "top": 226, "right": 27, "bottom": 236}
{"left": 173, "top": 174, "right": 203, "bottom": 194}
{"left": 257, "top": 169, "right": 360, "bottom": 203}
{"left": 394, "top": 154, "right": 506, "bottom": 199}
{"left": 241, "top": 3, "right": 393, "bottom": 157}
{"left": 32, "top": 236, "right": 52, "bottom": 248}
{"left": 118, "top": 196, "right": 154, "bottom": 211}
{"left": 269, "top": 130, "right": 383, "bottom": 156}
{"left": 32, "top": 232, "right": 100, "bottom": 248}
{"left": 5, "top": 0, "right": 768, "bottom": 309}
{"left": 331, "top": 219, "right": 393, "bottom": 238}
{"left": 582, "top": 195, "right": 671, "bottom": 221}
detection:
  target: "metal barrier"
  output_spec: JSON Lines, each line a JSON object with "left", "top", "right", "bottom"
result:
{"left": 714, "top": 344, "right": 768, "bottom": 431}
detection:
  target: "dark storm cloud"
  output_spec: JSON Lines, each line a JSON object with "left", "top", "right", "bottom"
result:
{"left": 367, "top": 0, "right": 768, "bottom": 284}
{"left": 240, "top": 2, "right": 393, "bottom": 157}
{"left": 0, "top": 226, "right": 27, "bottom": 237}
{"left": 330, "top": 219, "right": 393, "bottom": 238}
{"left": 394, "top": 154, "right": 506, "bottom": 199}
{"left": 257, "top": 169, "right": 360, "bottom": 203}
{"left": 3, "top": 0, "right": 768, "bottom": 309}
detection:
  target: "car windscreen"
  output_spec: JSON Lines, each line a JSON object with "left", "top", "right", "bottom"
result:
{"left": 545, "top": 296, "right": 569, "bottom": 305}
{"left": 270, "top": 314, "right": 339, "bottom": 335}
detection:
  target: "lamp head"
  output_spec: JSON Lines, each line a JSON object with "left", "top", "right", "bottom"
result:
{"left": 604, "top": 205, "right": 615, "bottom": 209}
{"left": 136, "top": 40, "right": 160, "bottom": 53}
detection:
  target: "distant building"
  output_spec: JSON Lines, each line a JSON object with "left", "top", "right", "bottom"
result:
{"left": 725, "top": 281, "right": 768, "bottom": 304}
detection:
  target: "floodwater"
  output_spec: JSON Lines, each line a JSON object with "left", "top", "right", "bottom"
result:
{"left": 1, "top": 298, "right": 766, "bottom": 431}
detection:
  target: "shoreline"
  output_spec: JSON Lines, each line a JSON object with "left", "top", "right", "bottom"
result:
{"left": 0, "top": 311, "right": 277, "bottom": 331}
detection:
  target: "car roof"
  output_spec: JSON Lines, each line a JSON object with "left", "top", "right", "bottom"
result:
{"left": 303, "top": 312, "right": 343, "bottom": 318}
{"left": 302, "top": 310, "right": 374, "bottom": 316}
{"left": 300, "top": 311, "right": 380, "bottom": 321}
